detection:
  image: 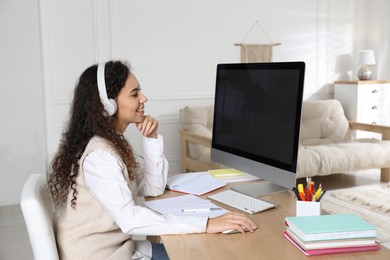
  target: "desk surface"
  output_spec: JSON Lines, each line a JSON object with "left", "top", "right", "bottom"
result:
{"left": 156, "top": 184, "right": 390, "bottom": 260}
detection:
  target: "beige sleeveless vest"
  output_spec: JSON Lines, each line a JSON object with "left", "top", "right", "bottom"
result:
{"left": 55, "top": 136, "right": 137, "bottom": 259}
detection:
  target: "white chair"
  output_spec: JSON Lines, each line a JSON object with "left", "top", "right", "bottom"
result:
{"left": 20, "top": 173, "right": 59, "bottom": 260}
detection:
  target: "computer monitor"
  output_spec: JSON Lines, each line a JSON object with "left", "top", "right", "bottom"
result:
{"left": 211, "top": 62, "right": 305, "bottom": 198}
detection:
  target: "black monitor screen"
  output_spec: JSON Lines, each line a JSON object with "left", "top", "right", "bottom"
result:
{"left": 212, "top": 62, "right": 305, "bottom": 173}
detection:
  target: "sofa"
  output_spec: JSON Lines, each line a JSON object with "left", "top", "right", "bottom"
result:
{"left": 179, "top": 99, "right": 390, "bottom": 181}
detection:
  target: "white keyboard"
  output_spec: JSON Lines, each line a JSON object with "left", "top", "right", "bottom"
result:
{"left": 208, "top": 189, "right": 275, "bottom": 214}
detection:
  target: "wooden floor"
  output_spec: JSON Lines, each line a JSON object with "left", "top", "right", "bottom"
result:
{"left": 0, "top": 169, "right": 388, "bottom": 259}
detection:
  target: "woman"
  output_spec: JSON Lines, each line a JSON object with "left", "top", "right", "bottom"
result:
{"left": 48, "top": 60, "right": 257, "bottom": 260}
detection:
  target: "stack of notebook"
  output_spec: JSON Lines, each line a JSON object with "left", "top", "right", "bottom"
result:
{"left": 284, "top": 214, "right": 380, "bottom": 256}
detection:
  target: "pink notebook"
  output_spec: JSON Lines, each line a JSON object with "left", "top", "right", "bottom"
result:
{"left": 284, "top": 232, "right": 380, "bottom": 256}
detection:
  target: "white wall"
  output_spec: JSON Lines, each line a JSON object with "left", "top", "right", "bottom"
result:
{"left": 1, "top": 0, "right": 389, "bottom": 206}
{"left": 0, "top": 0, "right": 46, "bottom": 205}
{"left": 366, "top": 0, "right": 390, "bottom": 80}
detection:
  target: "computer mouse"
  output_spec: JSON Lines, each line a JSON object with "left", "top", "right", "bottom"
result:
{"left": 222, "top": 226, "right": 256, "bottom": 234}
{"left": 222, "top": 229, "right": 242, "bottom": 234}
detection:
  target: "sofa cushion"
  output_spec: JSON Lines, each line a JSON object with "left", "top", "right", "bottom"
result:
{"left": 300, "top": 100, "right": 352, "bottom": 146}
{"left": 297, "top": 139, "right": 390, "bottom": 178}
{"left": 180, "top": 106, "right": 214, "bottom": 163}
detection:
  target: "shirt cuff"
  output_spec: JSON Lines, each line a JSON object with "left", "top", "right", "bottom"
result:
{"left": 143, "top": 134, "right": 164, "bottom": 157}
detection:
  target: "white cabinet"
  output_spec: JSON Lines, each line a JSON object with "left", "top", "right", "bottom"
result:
{"left": 334, "top": 80, "right": 390, "bottom": 138}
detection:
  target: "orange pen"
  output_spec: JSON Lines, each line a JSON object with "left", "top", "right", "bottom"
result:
{"left": 299, "top": 192, "right": 306, "bottom": 201}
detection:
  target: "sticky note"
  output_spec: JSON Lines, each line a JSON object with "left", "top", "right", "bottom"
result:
{"left": 208, "top": 168, "right": 244, "bottom": 178}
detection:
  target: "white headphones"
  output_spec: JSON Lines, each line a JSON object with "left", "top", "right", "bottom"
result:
{"left": 97, "top": 63, "right": 117, "bottom": 116}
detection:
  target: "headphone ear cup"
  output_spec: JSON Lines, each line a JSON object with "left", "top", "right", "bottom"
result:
{"left": 97, "top": 63, "right": 118, "bottom": 116}
{"left": 106, "top": 99, "right": 118, "bottom": 116}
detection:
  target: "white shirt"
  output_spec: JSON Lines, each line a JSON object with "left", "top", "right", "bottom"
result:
{"left": 83, "top": 135, "right": 208, "bottom": 236}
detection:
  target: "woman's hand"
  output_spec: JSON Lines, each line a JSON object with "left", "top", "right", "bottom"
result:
{"left": 206, "top": 212, "right": 257, "bottom": 234}
{"left": 136, "top": 115, "right": 158, "bottom": 138}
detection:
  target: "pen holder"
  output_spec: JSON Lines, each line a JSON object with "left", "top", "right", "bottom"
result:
{"left": 296, "top": 201, "right": 321, "bottom": 216}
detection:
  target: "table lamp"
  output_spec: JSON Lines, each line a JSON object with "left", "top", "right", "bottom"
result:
{"left": 335, "top": 54, "right": 353, "bottom": 80}
{"left": 357, "top": 50, "right": 376, "bottom": 80}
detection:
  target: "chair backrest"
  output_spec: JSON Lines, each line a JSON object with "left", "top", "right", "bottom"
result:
{"left": 20, "top": 174, "right": 59, "bottom": 260}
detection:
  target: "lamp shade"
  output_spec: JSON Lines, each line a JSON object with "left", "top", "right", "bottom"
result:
{"left": 335, "top": 54, "right": 353, "bottom": 73}
{"left": 357, "top": 50, "right": 376, "bottom": 65}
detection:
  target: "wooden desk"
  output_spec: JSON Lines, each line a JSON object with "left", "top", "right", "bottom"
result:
{"left": 157, "top": 185, "right": 390, "bottom": 260}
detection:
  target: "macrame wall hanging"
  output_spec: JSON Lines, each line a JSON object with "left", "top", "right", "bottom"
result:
{"left": 235, "top": 20, "right": 281, "bottom": 63}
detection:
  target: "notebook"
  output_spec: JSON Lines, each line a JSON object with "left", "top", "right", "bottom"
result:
{"left": 166, "top": 172, "right": 227, "bottom": 196}
{"left": 285, "top": 214, "right": 376, "bottom": 241}
{"left": 285, "top": 229, "right": 377, "bottom": 250}
{"left": 284, "top": 231, "right": 380, "bottom": 256}
{"left": 143, "top": 194, "right": 228, "bottom": 218}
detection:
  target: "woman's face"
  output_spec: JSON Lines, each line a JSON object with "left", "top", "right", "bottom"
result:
{"left": 115, "top": 73, "right": 148, "bottom": 133}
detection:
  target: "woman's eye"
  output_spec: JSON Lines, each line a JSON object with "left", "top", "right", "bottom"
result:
{"left": 130, "top": 88, "right": 141, "bottom": 97}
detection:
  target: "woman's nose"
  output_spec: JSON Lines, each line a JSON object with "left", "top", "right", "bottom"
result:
{"left": 140, "top": 92, "right": 148, "bottom": 103}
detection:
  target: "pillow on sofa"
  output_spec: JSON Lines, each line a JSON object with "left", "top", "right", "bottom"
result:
{"left": 300, "top": 99, "right": 352, "bottom": 146}
{"left": 180, "top": 106, "right": 214, "bottom": 163}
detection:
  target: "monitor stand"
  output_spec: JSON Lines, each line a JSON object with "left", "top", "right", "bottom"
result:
{"left": 231, "top": 181, "right": 288, "bottom": 198}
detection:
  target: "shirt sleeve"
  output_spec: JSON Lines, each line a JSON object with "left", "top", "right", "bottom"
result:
{"left": 136, "top": 135, "right": 169, "bottom": 197}
{"left": 83, "top": 149, "right": 208, "bottom": 236}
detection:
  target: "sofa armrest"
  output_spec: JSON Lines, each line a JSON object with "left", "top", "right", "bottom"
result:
{"left": 349, "top": 121, "right": 390, "bottom": 182}
{"left": 348, "top": 121, "right": 390, "bottom": 140}
{"left": 179, "top": 129, "right": 212, "bottom": 147}
{"left": 179, "top": 129, "right": 219, "bottom": 172}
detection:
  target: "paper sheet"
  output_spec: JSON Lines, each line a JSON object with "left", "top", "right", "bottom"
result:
{"left": 143, "top": 194, "right": 228, "bottom": 218}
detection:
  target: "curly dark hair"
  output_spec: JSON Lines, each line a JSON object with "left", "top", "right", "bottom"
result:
{"left": 48, "top": 60, "right": 138, "bottom": 208}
